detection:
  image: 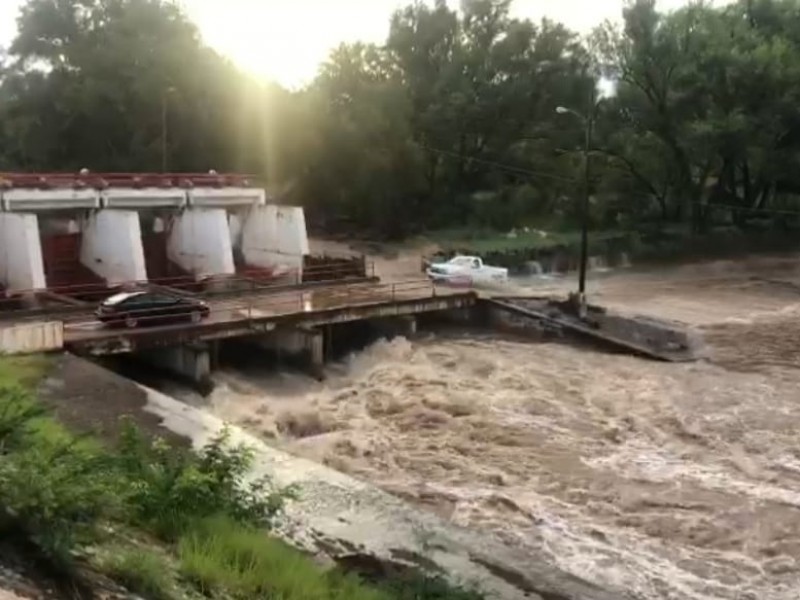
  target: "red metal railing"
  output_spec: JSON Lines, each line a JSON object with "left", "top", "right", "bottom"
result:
{"left": 0, "top": 172, "right": 258, "bottom": 190}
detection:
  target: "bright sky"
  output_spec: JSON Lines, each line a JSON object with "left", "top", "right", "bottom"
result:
{"left": 0, "top": 0, "right": 711, "bottom": 88}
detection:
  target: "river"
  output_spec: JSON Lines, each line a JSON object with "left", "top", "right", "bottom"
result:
{"left": 176, "top": 254, "right": 800, "bottom": 600}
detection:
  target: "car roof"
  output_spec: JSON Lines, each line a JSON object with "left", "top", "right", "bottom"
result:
{"left": 102, "top": 291, "right": 147, "bottom": 306}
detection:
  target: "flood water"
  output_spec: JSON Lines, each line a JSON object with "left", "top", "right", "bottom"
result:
{"left": 171, "top": 255, "right": 800, "bottom": 600}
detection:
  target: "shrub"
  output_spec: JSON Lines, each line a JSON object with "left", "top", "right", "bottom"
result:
{"left": 0, "top": 383, "right": 47, "bottom": 450}
{"left": 116, "top": 421, "right": 292, "bottom": 540}
{"left": 178, "top": 516, "right": 387, "bottom": 600}
{"left": 0, "top": 437, "right": 117, "bottom": 569}
{"left": 99, "top": 547, "right": 175, "bottom": 600}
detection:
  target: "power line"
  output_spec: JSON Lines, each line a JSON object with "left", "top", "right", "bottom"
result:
{"left": 422, "top": 145, "right": 577, "bottom": 183}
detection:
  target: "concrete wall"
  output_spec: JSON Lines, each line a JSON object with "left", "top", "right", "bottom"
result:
{"left": 0, "top": 213, "right": 47, "bottom": 292}
{"left": 167, "top": 208, "right": 235, "bottom": 277}
{"left": 0, "top": 321, "right": 63, "bottom": 354}
{"left": 240, "top": 205, "right": 309, "bottom": 274}
{"left": 80, "top": 210, "right": 147, "bottom": 284}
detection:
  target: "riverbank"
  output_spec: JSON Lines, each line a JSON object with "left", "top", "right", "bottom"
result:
{"left": 1, "top": 353, "right": 621, "bottom": 600}
{"left": 0, "top": 355, "right": 495, "bottom": 600}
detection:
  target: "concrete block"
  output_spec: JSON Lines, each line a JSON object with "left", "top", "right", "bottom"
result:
{"left": 80, "top": 210, "right": 147, "bottom": 284}
{"left": 0, "top": 213, "right": 47, "bottom": 292}
{"left": 0, "top": 321, "right": 63, "bottom": 354}
{"left": 239, "top": 205, "right": 309, "bottom": 275}
{"left": 168, "top": 208, "right": 235, "bottom": 277}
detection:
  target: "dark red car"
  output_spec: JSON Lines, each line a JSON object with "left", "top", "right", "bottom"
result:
{"left": 96, "top": 291, "right": 210, "bottom": 328}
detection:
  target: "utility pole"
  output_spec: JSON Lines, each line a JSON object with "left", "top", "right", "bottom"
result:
{"left": 556, "top": 82, "right": 597, "bottom": 314}
{"left": 161, "top": 87, "right": 176, "bottom": 172}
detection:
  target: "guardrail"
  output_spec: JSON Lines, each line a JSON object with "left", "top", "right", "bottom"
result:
{"left": 0, "top": 260, "right": 377, "bottom": 312}
{"left": 60, "top": 279, "right": 439, "bottom": 330}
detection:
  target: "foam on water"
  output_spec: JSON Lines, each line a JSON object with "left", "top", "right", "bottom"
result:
{"left": 193, "top": 328, "right": 800, "bottom": 600}
{"left": 165, "top": 255, "right": 800, "bottom": 600}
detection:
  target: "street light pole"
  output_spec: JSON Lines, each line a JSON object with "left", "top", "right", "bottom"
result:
{"left": 161, "top": 87, "right": 176, "bottom": 173}
{"left": 556, "top": 85, "right": 596, "bottom": 312}
{"left": 578, "top": 99, "right": 593, "bottom": 300}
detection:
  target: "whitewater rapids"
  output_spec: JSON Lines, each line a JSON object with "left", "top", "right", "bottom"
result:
{"left": 186, "top": 256, "right": 800, "bottom": 600}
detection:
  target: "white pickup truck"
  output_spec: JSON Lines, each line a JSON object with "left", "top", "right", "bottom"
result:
{"left": 426, "top": 255, "right": 508, "bottom": 285}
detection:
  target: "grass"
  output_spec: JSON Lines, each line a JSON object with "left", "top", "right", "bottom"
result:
{"left": 98, "top": 547, "right": 176, "bottom": 600}
{"left": 178, "top": 516, "right": 387, "bottom": 600}
{"left": 0, "top": 354, "right": 50, "bottom": 387}
{"left": 0, "top": 355, "right": 486, "bottom": 600}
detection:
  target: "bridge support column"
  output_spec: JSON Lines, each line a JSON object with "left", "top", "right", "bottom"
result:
{"left": 258, "top": 326, "right": 323, "bottom": 379}
{"left": 168, "top": 208, "right": 235, "bottom": 277}
{"left": 80, "top": 210, "right": 147, "bottom": 285}
{"left": 239, "top": 205, "right": 309, "bottom": 277}
{"left": 373, "top": 315, "right": 418, "bottom": 339}
{"left": 140, "top": 343, "right": 211, "bottom": 389}
{"left": 0, "top": 213, "right": 46, "bottom": 294}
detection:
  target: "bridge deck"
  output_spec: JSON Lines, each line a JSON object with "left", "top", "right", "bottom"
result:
{"left": 62, "top": 281, "right": 476, "bottom": 354}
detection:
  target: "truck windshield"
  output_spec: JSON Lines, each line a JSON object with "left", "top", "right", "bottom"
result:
{"left": 450, "top": 257, "right": 474, "bottom": 267}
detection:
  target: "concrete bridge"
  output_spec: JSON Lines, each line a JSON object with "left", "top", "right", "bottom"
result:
{"left": 0, "top": 278, "right": 476, "bottom": 384}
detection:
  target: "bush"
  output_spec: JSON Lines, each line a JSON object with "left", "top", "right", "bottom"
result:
{"left": 0, "top": 383, "right": 46, "bottom": 450}
{"left": 115, "top": 421, "right": 292, "bottom": 540}
{"left": 0, "top": 382, "right": 118, "bottom": 570}
{"left": 0, "top": 435, "right": 117, "bottom": 569}
{"left": 99, "top": 547, "right": 175, "bottom": 600}
{"left": 178, "top": 516, "right": 387, "bottom": 600}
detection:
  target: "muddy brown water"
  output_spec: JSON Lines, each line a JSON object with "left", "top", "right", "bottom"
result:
{"left": 165, "top": 255, "right": 800, "bottom": 600}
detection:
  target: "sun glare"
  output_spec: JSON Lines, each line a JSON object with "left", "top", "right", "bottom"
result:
{"left": 183, "top": 0, "right": 393, "bottom": 89}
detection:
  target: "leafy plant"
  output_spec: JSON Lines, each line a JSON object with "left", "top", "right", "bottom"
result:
{"left": 115, "top": 420, "right": 293, "bottom": 540}
{"left": 0, "top": 437, "right": 117, "bottom": 569}
{"left": 0, "top": 383, "right": 47, "bottom": 451}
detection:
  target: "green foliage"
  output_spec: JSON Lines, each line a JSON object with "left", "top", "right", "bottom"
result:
{"left": 178, "top": 516, "right": 387, "bottom": 600}
{"left": 98, "top": 547, "right": 176, "bottom": 600}
{"left": 0, "top": 383, "right": 47, "bottom": 450}
{"left": 5, "top": 0, "right": 800, "bottom": 238}
{"left": 115, "top": 420, "right": 292, "bottom": 540}
{"left": 0, "top": 388, "right": 117, "bottom": 569}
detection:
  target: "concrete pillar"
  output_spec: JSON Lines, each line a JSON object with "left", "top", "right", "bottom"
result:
{"left": 373, "top": 316, "right": 418, "bottom": 339}
{"left": 257, "top": 326, "right": 324, "bottom": 379}
{"left": 0, "top": 213, "right": 46, "bottom": 293}
{"left": 140, "top": 343, "right": 211, "bottom": 388}
{"left": 80, "top": 210, "right": 147, "bottom": 285}
{"left": 168, "top": 208, "right": 235, "bottom": 277}
{"left": 239, "top": 205, "right": 309, "bottom": 276}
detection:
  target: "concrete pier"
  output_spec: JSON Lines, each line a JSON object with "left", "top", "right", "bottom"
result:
{"left": 167, "top": 208, "right": 235, "bottom": 277}
{"left": 80, "top": 210, "right": 147, "bottom": 284}
{"left": 239, "top": 205, "right": 309, "bottom": 275}
{"left": 0, "top": 213, "right": 46, "bottom": 293}
{"left": 140, "top": 343, "right": 211, "bottom": 387}
{"left": 256, "top": 326, "right": 325, "bottom": 379}
{"left": 372, "top": 315, "right": 418, "bottom": 339}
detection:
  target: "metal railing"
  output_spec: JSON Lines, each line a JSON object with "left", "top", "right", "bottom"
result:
{"left": 60, "top": 279, "right": 439, "bottom": 332}
{"left": 0, "top": 260, "right": 377, "bottom": 314}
